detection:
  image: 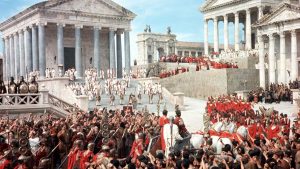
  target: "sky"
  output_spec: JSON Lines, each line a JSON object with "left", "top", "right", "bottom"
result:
{"left": 0, "top": 0, "right": 243, "bottom": 60}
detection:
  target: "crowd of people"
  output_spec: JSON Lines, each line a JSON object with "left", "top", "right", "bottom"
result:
{"left": 203, "top": 94, "right": 300, "bottom": 169}
{"left": 159, "top": 67, "right": 189, "bottom": 79}
{"left": 247, "top": 83, "right": 293, "bottom": 104}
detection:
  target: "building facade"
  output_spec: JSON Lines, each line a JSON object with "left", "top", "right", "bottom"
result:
{"left": 0, "top": 0, "right": 136, "bottom": 80}
{"left": 136, "top": 31, "right": 225, "bottom": 65}
{"left": 201, "top": 0, "right": 300, "bottom": 88}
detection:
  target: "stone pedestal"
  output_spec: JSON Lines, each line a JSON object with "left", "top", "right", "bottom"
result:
{"left": 39, "top": 84, "right": 49, "bottom": 104}
{"left": 291, "top": 89, "right": 300, "bottom": 105}
{"left": 76, "top": 95, "right": 89, "bottom": 112}
{"left": 236, "top": 90, "right": 250, "bottom": 101}
{"left": 173, "top": 92, "right": 184, "bottom": 110}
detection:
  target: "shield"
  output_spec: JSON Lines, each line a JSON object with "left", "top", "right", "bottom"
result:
{"left": 8, "top": 84, "right": 16, "bottom": 94}
{"left": 19, "top": 84, "right": 29, "bottom": 94}
{"left": 29, "top": 83, "right": 38, "bottom": 93}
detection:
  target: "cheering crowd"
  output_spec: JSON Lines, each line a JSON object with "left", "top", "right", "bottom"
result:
{"left": 0, "top": 88, "right": 298, "bottom": 169}
{"left": 247, "top": 83, "right": 293, "bottom": 104}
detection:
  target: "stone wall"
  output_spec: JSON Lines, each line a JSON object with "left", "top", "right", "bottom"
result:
{"left": 159, "top": 69, "right": 259, "bottom": 99}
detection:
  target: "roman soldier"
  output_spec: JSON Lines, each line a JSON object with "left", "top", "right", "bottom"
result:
{"left": 266, "top": 122, "right": 280, "bottom": 140}
{"left": 0, "top": 81, "right": 6, "bottom": 94}
{"left": 174, "top": 110, "right": 189, "bottom": 138}
{"left": 8, "top": 77, "right": 17, "bottom": 94}
{"left": 129, "top": 133, "right": 144, "bottom": 161}
{"left": 119, "top": 91, "right": 124, "bottom": 105}
{"left": 35, "top": 139, "right": 50, "bottom": 167}
{"left": 247, "top": 121, "right": 265, "bottom": 141}
{"left": 159, "top": 110, "right": 169, "bottom": 151}
{"left": 67, "top": 140, "right": 83, "bottom": 169}
{"left": 110, "top": 94, "right": 115, "bottom": 106}
{"left": 0, "top": 150, "right": 12, "bottom": 169}
{"left": 17, "top": 76, "right": 29, "bottom": 95}
{"left": 79, "top": 143, "right": 94, "bottom": 169}
{"left": 28, "top": 76, "right": 38, "bottom": 93}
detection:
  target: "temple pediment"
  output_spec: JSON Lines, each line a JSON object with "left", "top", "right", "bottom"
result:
{"left": 256, "top": 3, "right": 300, "bottom": 26}
{"left": 201, "top": 0, "right": 238, "bottom": 12}
{"left": 47, "top": 0, "right": 135, "bottom": 18}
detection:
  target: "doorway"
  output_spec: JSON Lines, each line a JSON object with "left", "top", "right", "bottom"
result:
{"left": 64, "top": 47, "right": 75, "bottom": 70}
{"left": 148, "top": 55, "right": 153, "bottom": 64}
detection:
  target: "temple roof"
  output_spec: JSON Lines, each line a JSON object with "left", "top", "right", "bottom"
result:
{"left": 254, "top": 2, "right": 300, "bottom": 27}
{"left": 0, "top": 0, "right": 136, "bottom": 28}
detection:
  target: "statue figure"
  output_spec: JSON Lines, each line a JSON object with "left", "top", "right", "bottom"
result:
{"left": 144, "top": 25, "right": 148, "bottom": 32}
{"left": 167, "top": 26, "right": 171, "bottom": 34}
{"left": 148, "top": 25, "right": 151, "bottom": 32}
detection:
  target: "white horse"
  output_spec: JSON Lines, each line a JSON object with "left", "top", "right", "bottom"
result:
{"left": 190, "top": 134, "right": 232, "bottom": 154}
{"left": 163, "top": 123, "right": 182, "bottom": 157}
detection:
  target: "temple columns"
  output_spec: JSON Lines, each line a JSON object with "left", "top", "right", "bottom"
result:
{"left": 235, "top": 12, "right": 240, "bottom": 51}
{"left": 258, "top": 35, "right": 265, "bottom": 88}
{"left": 279, "top": 32, "right": 286, "bottom": 83}
{"left": 268, "top": 34, "right": 276, "bottom": 84}
{"left": 124, "top": 30, "right": 131, "bottom": 73}
{"left": 291, "top": 30, "right": 298, "bottom": 81}
{"left": 204, "top": 19, "right": 209, "bottom": 55}
{"left": 75, "top": 25, "right": 83, "bottom": 78}
{"left": 223, "top": 15, "right": 229, "bottom": 51}
{"left": 57, "top": 24, "right": 64, "bottom": 71}
{"left": 213, "top": 17, "right": 219, "bottom": 53}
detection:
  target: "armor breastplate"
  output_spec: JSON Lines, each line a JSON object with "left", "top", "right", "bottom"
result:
{"left": 29, "top": 83, "right": 38, "bottom": 93}
{"left": 8, "top": 84, "right": 16, "bottom": 94}
{"left": 19, "top": 83, "right": 29, "bottom": 94}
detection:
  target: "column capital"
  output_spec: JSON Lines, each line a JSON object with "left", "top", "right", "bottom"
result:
{"left": 291, "top": 30, "right": 297, "bottom": 36}
{"left": 124, "top": 28, "right": 132, "bottom": 32}
{"left": 93, "top": 26, "right": 102, "bottom": 30}
{"left": 109, "top": 27, "right": 117, "bottom": 32}
{"left": 279, "top": 31, "right": 285, "bottom": 38}
{"left": 246, "top": 8, "right": 251, "bottom": 14}
{"left": 37, "top": 22, "right": 47, "bottom": 26}
{"left": 268, "top": 33, "right": 275, "bottom": 40}
{"left": 75, "top": 24, "right": 83, "bottom": 29}
{"left": 223, "top": 14, "right": 228, "bottom": 19}
{"left": 18, "top": 29, "right": 24, "bottom": 34}
{"left": 213, "top": 16, "right": 218, "bottom": 22}
{"left": 116, "top": 29, "right": 123, "bottom": 35}
{"left": 57, "top": 23, "right": 66, "bottom": 27}
{"left": 234, "top": 12, "right": 239, "bottom": 17}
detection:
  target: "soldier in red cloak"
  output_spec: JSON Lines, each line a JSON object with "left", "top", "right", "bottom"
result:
{"left": 80, "top": 143, "right": 94, "bottom": 169}
{"left": 159, "top": 110, "right": 169, "bottom": 151}
{"left": 0, "top": 150, "right": 12, "bottom": 169}
{"left": 67, "top": 140, "right": 83, "bottom": 169}
{"left": 130, "top": 133, "right": 144, "bottom": 161}
{"left": 174, "top": 110, "right": 189, "bottom": 138}
{"left": 266, "top": 122, "right": 280, "bottom": 140}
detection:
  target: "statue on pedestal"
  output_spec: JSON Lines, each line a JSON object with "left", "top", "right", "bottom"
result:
{"left": 167, "top": 26, "right": 171, "bottom": 35}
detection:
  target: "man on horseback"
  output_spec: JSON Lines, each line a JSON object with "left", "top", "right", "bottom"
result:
{"left": 174, "top": 110, "right": 190, "bottom": 138}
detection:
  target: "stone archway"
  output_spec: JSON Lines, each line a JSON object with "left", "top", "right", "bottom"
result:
{"left": 158, "top": 48, "right": 165, "bottom": 57}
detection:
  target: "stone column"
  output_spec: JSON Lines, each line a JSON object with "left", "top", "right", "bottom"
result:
{"left": 75, "top": 25, "right": 83, "bottom": 78}
{"left": 246, "top": 9, "right": 252, "bottom": 50}
{"left": 32, "top": 25, "right": 38, "bottom": 71}
{"left": 258, "top": 6, "right": 264, "bottom": 19}
{"left": 279, "top": 32, "right": 286, "bottom": 83}
{"left": 204, "top": 19, "right": 209, "bottom": 55}
{"left": 224, "top": 15, "right": 229, "bottom": 51}
{"left": 109, "top": 28, "right": 116, "bottom": 69}
{"left": 38, "top": 23, "right": 46, "bottom": 78}
{"left": 291, "top": 30, "right": 298, "bottom": 81}
{"left": 93, "top": 27, "right": 100, "bottom": 74}
{"left": 235, "top": 12, "right": 240, "bottom": 51}
{"left": 25, "top": 28, "right": 32, "bottom": 72}
{"left": 9, "top": 35, "right": 15, "bottom": 78}
{"left": 2, "top": 38, "right": 6, "bottom": 81}
{"left": 5, "top": 37, "right": 10, "bottom": 78}
{"left": 19, "top": 30, "right": 25, "bottom": 77}
{"left": 268, "top": 34, "right": 276, "bottom": 84}
{"left": 258, "top": 35, "right": 265, "bottom": 88}
{"left": 14, "top": 33, "right": 20, "bottom": 78}
{"left": 57, "top": 24, "right": 64, "bottom": 71}
{"left": 124, "top": 30, "right": 131, "bottom": 73}
{"left": 213, "top": 17, "right": 219, "bottom": 53}
{"left": 116, "top": 30, "right": 123, "bottom": 78}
